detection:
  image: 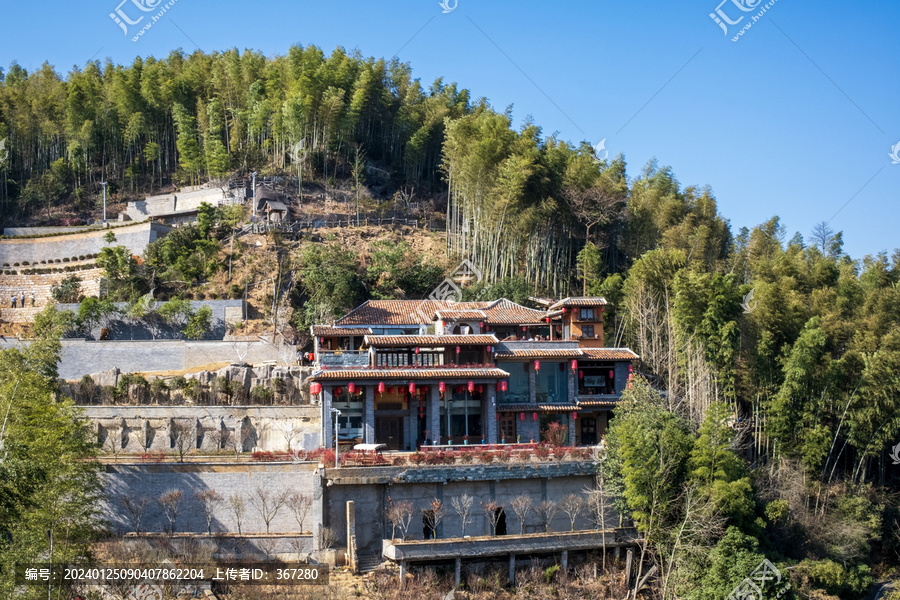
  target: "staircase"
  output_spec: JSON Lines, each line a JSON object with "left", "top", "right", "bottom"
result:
{"left": 357, "top": 553, "right": 386, "bottom": 574}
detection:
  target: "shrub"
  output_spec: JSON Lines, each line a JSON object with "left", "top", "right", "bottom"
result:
{"left": 13, "top": 262, "right": 19, "bottom": 267}
{"left": 552, "top": 447, "right": 568, "bottom": 461}
{"left": 229, "top": 284, "right": 243, "bottom": 299}
{"left": 21, "top": 261, "right": 29, "bottom": 266}
{"left": 409, "top": 452, "right": 427, "bottom": 465}
{"left": 477, "top": 450, "right": 496, "bottom": 464}
{"left": 391, "top": 455, "right": 408, "bottom": 466}
{"left": 62, "top": 257, "right": 70, "bottom": 263}
{"left": 535, "top": 444, "right": 551, "bottom": 460}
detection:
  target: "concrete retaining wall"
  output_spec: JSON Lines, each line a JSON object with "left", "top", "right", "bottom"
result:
{"left": 0, "top": 222, "right": 169, "bottom": 266}
{"left": 323, "top": 463, "right": 613, "bottom": 555}
{"left": 103, "top": 462, "right": 322, "bottom": 539}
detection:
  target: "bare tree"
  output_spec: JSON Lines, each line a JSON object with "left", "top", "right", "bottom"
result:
{"left": 384, "top": 498, "right": 415, "bottom": 541}
{"left": 279, "top": 422, "right": 299, "bottom": 452}
{"left": 421, "top": 499, "right": 445, "bottom": 539}
{"left": 158, "top": 490, "right": 184, "bottom": 535}
{"left": 559, "top": 494, "right": 585, "bottom": 531}
{"left": 286, "top": 493, "right": 312, "bottom": 533}
{"left": 481, "top": 501, "right": 505, "bottom": 536}
{"left": 229, "top": 493, "right": 247, "bottom": 535}
{"left": 258, "top": 537, "right": 279, "bottom": 562}
{"left": 510, "top": 495, "right": 533, "bottom": 535}
{"left": 450, "top": 494, "right": 474, "bottom": 537}
{"left": 537, "top": 500, "right": 559, "bottom": 533}
{"left": 194, "top": 490, "right": 224, "bottom": 535}
{"left": 169, "top": 419, "right": 194, "bottom": 462}
{"left": 120, "top": 495, "right": 150, "bottom": 534}
{"left": 103, "top": 426, "right": 124, "bottom": 462}
{"left": 249, "top": 487, "right": 289, "bottom": 534}
{"left": 810, "top": 221, "right": 833, "bottom": 254}
{"left": 319, "top": 526, "right": 338, "bottom": 549}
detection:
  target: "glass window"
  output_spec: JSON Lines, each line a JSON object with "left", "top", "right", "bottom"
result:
{"left": 535, "top": 363, "right": 568, "bottom": 403}
{"left": 582, "top": 325, "right": 595, "bottom": 338}
{"left": 579, "top": 308, "right": 594, "bottom": 320}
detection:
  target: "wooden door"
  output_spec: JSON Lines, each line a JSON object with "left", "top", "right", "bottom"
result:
{"left": 376, "top": 417, "right": 404, "bottom": 450}
{"left": 580, "top": 418, "right": 597, "bottom": 445}
{"left": 499, "top": 416, "right": 517, "bottom": 443}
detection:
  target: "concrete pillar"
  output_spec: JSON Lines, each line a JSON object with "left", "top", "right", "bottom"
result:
{"left": 346, "top": 501, "right": 358, "bottom": 573}
{"left": 407, "top": 394, "right": 417, "bottom": 450}
{"left": 486, "top": 388, "right": 498, "bottom": 444}
{"left": 614, "top": 362, "right": 629, "bottom": 396}
{"left": 561, "top": 550, "right": 568, "bottom": 570}
{"left": 428, "top": 385, "right": 441, "bottom": 445}
{"left": 436, "top": 484, "right": 444, "bottom": 539}
{"left": 625, "top": 548, "right": 633, "bottom": 585}
{"left": 364, "top": 386, "right": 375, "bottom": 444}
{"left": 568, "top": 415, "right": 576, "bottom": 447}
{"left": 509, "top": 555, "right": 516, "bottom": 586}
{"left": 322, "top": 388, "right": 333, "bottom": 451}
{"left": 528, "top": 362, "right": 537, "bottom": 404}
{"left": 399, "top": 560, "right": 407, "bottom": 588}
{"left": 567, "top": 368, "right": 577, "bottom": 404}
{"left": 454, "top": 557, "right": 461, "bottom": 587}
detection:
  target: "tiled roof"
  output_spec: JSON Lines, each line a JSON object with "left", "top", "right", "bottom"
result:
{"left": 549, "top": 297, "right": 609, "bottom": 310}
{"left": 436, "top": 309, "right": 487, "bottom": 320}
{"left": 365, "top": 335, "right": 499, "bottom": 347}
{"left": 335, "top": 300, "right": 447, "bottom": 326}
{"left": 581, "top": 348, "right": 640, "bottom": 360}
{"left": 311, "top": 368, "right": 510, "bottom": 380}
{"left": 334, "top": 298, "right": 549, "bottom": 327}
{"left": 496, "top": 404, "right": 580, "bottom": 412}
{"left": 312, "top": 326, "right": 373, "bottom": 336}
{"left": 494, "top": 349, "right": 585, "bottom": 358}
{"left": 577, "top": 398, "right": 619, "bottom": 407}
{"left": 478, "top": 299, "right": 549, "bottom": 325}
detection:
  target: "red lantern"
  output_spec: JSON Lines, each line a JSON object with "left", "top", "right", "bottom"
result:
{"left": 495, "top": 382, "right": 502, "bottom": 392}
{"left": 501, "top": 381, "right": 508, "bottom": 392}
{"left": 378, "top": 382, "right": 385, "bottom": 393}
{"left": 477, "top": 384, "right": 483, "bottom": 393}
{"left": 456, "top": 346, "right": 461, "bottom": 354}
{"left": 572, "top": 412, "right": 577, "bottom": 420}
{"left": 579, "top": 370, "right": 584, "bottom": 379}
{"left": 522, "top": 326, "right": 527, "bottom": 330}
{"left": 415, "top": 347, "right": 420, "bottom": 354}
{"left": 389, "top": 387, "right": 396, "bottom": 394}
{"left": 519, "top": 413, "right": 525, "bottom": 421}
{"left": 348, "top": 383, "right": 356, "bottom": 394}
{"left": 468, "top": 381, "right": 475, "bottom": 393}
{"left": 335, "top": 387, "right": 343, "bottom": 396}
{"left": 534, "top": 360, "right": 540, "bottom": 371}
{"left": 319, "top": 337, "right": 325, "bottom": 344}
{"left": 479, "top": 321, "right": 484, "bottom": 328}
{"left": 488, "top": 346, "right": 493, "bottom": 353}
{"left": 609, "top": 370, "right": 615, "bottom": 379}
{"left": 532, "top": 412, "right": 538, "bottom": 421}
{"left": 409, "top": 382, "right": 416, "bottom": 394}
{"left": 571, "top": 360, "right": 577, "bottom": 371}
{"left": 439, "top": 381, "right": 446, "bottom": 393}
{"left": 562, "top": 307, "right": 566, "bottom": 313}
{"left": 310, "top": 382, "right": 321, "bottom": 395}
{"left": 629, "top": 364, "right": 633, "bottom": 373}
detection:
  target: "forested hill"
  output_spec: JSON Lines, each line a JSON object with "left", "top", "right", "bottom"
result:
{"left": 3, "top": 45, "right": 900, "bottom": 597}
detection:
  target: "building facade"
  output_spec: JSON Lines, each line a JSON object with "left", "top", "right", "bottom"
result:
{"left": 310, "top": 298, "right": 638, "bottom": 450}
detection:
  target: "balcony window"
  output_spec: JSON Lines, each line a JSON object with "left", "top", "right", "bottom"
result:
{"left": 535, "top": 363, "right": 568, "bottom": 403}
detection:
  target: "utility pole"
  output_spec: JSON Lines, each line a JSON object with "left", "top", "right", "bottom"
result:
{"left": 331, "top": 408, "right": 341, "bottom": 466}
{"left": 251, "top": 171, "right": 257, "bottom": 227}
{"left": 100, "top": 181, "right": 108, "bottom": 224}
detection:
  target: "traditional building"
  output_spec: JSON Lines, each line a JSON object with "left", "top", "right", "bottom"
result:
{"left": 309, "top": 298, "right": 638, "bottom": 450}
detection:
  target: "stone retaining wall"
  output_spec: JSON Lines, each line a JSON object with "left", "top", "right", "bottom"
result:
{"left": 0, "top": 267, "right": 103, "bottom": 319}
{"left": 0, "top": 221, "right": 168, "bottom": 266}
{"left": 84, "top": 405, "right": 321, "bottom": 453}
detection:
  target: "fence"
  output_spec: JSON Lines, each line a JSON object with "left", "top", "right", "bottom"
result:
{"left": 249, "top": 216, "right": 445, "bottom": 235}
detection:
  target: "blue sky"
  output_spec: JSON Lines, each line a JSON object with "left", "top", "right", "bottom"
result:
{"left": 3, "top": 0, "right": 898, "bottom": 259}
